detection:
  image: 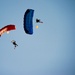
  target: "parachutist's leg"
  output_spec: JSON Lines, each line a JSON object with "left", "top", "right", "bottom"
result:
{"left": 14, "top": 47, "right": 15, "bottom": 49}
{"left": 16, "top": 44, "right": 18, "bottom": 46}
{"left": 14, "top": 45, "right": 16, "bottom": 49}
{"left": 15, "top": 44, "right": 18, "bottom": 46}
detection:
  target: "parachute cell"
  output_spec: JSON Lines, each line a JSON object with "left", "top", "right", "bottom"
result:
{"left": 24, "top": 9, "right": 34, "bottom": 35}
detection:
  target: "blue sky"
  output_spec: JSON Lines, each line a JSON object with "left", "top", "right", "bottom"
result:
{"left": 0, "top": 0, "right": 75, "bottom": 75}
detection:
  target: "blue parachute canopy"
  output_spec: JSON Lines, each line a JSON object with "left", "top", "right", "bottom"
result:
{"left": 23, "top": 9, "right": 34, "bottom": 35}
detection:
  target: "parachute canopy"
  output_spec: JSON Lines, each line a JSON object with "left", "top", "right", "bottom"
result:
{"left": 0, "top": 24, "right": 16, "bottom": 36}
{"left": 24, "top": 9, "right": 34, "bottom": 35}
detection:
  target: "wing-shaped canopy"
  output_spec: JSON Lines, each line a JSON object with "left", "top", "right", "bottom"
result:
{"left": 24, "top": 9, "right": 34, "bottom": 35}
{"left": 0, "top": 24, "right": 16, "bottom": 36}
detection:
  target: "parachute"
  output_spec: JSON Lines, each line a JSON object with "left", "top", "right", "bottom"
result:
{"left": 0, "top": 24, "right": 16, "bottom": 36}
{"left": 23, "top": 9, "right": 34, "bottom": 35}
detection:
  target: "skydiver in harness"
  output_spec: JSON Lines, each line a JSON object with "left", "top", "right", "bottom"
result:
{"left": 11, "top": 40, "right": 18, "bottom": 49}
{"left": 36, "top": 19, "right": 43, "bottom": 23}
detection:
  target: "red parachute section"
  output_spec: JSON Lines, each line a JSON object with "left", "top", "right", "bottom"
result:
{"left": 0, "top": 24, "right": 16, "bottom": 36}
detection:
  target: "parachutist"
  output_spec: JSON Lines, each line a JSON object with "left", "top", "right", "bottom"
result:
{"left": 11, "top": 40, "right": 18, "bottom": 49}
{"left": 36, "top": 19, "right": 43, "bottom": 23}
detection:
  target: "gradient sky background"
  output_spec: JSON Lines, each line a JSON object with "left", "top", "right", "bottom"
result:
{"left": 0, "top": 0, "right": 75, "bottom": 75}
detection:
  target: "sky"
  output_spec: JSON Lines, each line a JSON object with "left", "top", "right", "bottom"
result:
{"left": 0, "top": 0, "right": 75, "bottom": 75}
